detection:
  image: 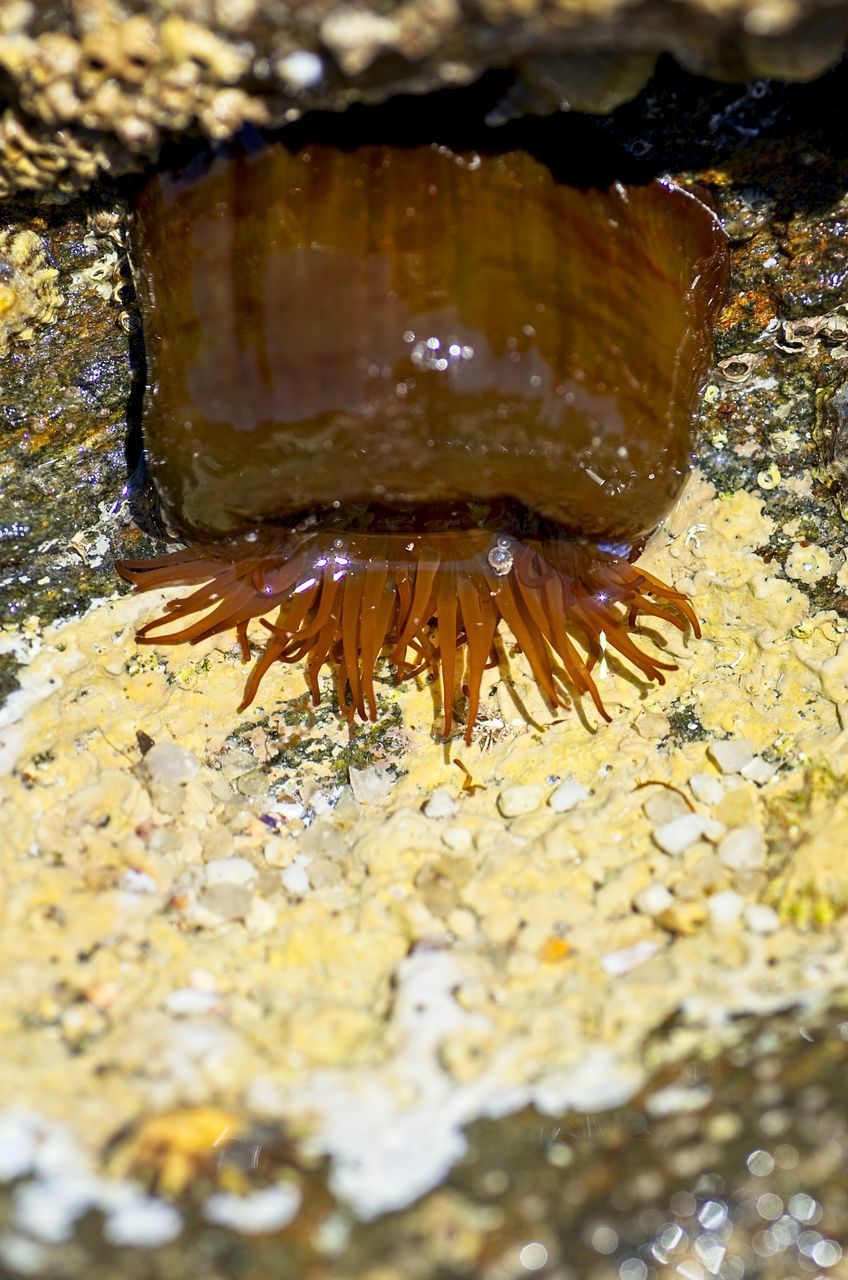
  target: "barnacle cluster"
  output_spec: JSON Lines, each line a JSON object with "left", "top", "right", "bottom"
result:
{"left": 0, "top": 0, "right": 847, "bottom": 197}
{"left": 0, "top": 11, "right": 271, "bottom": 196}
{"left": 0, "top": 227, "right": 62, "bottom": 356}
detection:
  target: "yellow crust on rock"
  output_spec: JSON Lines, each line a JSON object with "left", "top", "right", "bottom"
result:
{"left": 2, "top": 473, "right": 848, "bottom": 1204}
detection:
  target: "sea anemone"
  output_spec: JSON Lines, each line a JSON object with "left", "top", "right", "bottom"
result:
{"left": 118, "top": 127, "right": 727, "bottom": 740}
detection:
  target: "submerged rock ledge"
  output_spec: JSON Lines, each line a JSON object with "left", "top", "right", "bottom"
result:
{"left": 1, "top": 0, "right": 848, "bottom": 196}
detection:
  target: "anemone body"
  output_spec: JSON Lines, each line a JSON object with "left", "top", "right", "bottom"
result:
{"left": 120, "top": 135, "right": 728, "bottom": 740}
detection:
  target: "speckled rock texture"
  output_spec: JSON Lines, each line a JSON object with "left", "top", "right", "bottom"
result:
{"left": 3, "top": 0, "right": 848, "bottom": 197}
{"left": 3, "top": 58, "right": 848, "bottom": 1277}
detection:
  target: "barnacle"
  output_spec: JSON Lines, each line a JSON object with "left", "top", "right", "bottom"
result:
{"left": 0, "top": 227, "right": 62, "bottom": 356}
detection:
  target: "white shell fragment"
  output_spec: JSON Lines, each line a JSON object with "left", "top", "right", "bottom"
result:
{"left": 548, "top": 779, "right": 589, "bottom": 813}
{"left": 633, "top": 883, "right": 674, "bottom": 916}
{"left": 707, "top": 890, "right": 745, "bottom": 928}
{"left": 707, "top": 738, "right": 756, "bottom": 775}
{"left": 744, "top": 903, "right": 780, "bottom": 933}
{"left": 423, "top": 788, "right": 460, "bottom": 819}
{"left": 718, "top": 825, "right": 767, "bottom": 871}
{"left": 652, "top": 812, "right": 707, "bottom": 855}
{"left": 204, "top": 1184, "right": 301, "bottom": 1233}
{"left": 497, "top": 784, "right": 544, "bottom": 818}
{"left": 740, "top": 756, "right": 778, "bottom": 785}
{"left": 142, "top": 741, "right": 201, "bottom": 784}
{"left": 689, "top": 771, "right": 725, "bottom": 804}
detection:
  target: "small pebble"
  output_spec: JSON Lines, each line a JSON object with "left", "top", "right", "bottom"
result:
{"left": 634, "top": 712, "right": 670, "bottom": 739}
{"left": 707, "top": 739, "right": 755, "bottom": 775}
{"left": 497, "top": 784, "right": 544, "bottom": 818}
{"left": 600, "top": 940, "right": 660, "bottom": 976}
{"left": 718, "top": 824, "right": 766, "bottom": 871}
{"left": 273, "top": 799, "right": 306, "bottom": 821}
{"left": 0, "top": 1235, "right": 45, "bottom": 1275}
{"left": 740, "top": 757, "right": 777, "bottom": 786}
{"left": 164, "top": 988, "right": 219, "bottom": 1017}
{"left": 714, "top": 784, "right": 758, "bottom": 828}
{"left": 349, "top": 765, "right": 395, "bottom": 805}
{"left": 119, "top": 870, "right": 157, "bottom": 895}
{"left": 142, "top": 742, "right": 201, "bottom": 785}
{"left": 447, "top": 907, "right": 477, "bottom": 939}
{"left": 196, "top": 884, "right": 252, "bottom": 922}
{"left": 643, "top": 790, "right": 690, "bottom": 824}
{"left": 548, "top": 780, "right": 589, "bottom": 813}
{"left": 276, "top": 49, "right": 324, "bottom": 89}
{"left": 442, "top": 826, "right": 473, "bottom": 852}
{"left": 656, "top": 902, "right": 707, "bottom": 935}
{"left": 707, "top": 890, "right": 745, "bottom": 928}
{"left": 744, "top": 903, "right": 780, "bottom": 934}
{"left": 333, "top": 785, "right": 362, "bottom": 824}
{"left": 263, "top": 838, "right": 291, "bottom": 868}
{"left": 281, "top": 862, "right": 310, "bottom": 896}
{"left": 689, "top": 854, "right": 729, "bottom": 894}
{"left": 0, "top": 1114, "right": 38, "bottom": 1181}
{"left": 104, "top": 1197, "right": 182, "bottom": 1247}
{"left": 245, "top": 897, "right": 278, "bottom": 934}
{"left": 309, "top": 791, "right": 334, "bottom": 817}
{"left": 701, "top": 817, "right": 727, "bottom": 844}
{"left": 203, "top": 857, "right": 258, "bottom": 888}
{"left": 647, "top": 1083, "right": 712, "bottom": 1117}
{"left": 422, "top": 788, "right": 459, "bottom": 819}
{"left": 204, "top": 1184, "right": 301, "bottom": 1233}
{"left": 689, "top": 771, "right": 724, "bottom": 805}
{"left": 633, "top": 883, "right": 674, "bottom": 916}
{"left": 653, "top": 812, "right": 706, "bottom": 855}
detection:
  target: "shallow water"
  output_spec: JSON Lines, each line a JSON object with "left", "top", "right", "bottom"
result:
{"left": 3, "top": 58, "right": 848, "bottom": 1278}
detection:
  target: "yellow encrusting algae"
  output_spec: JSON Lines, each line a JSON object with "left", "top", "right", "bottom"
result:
{"left": 2, "top": 471, "right": 848, "bottom": 1213}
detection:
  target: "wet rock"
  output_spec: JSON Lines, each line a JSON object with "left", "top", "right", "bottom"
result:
{"left": 2, "top": 4, "right": 848, "bottom": 198}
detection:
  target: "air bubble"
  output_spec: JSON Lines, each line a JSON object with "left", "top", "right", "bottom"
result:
{"left": 488, "top": 536, "right": 514, "bottom": 577}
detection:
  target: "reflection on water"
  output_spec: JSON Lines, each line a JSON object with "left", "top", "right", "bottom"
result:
{"left": 1, "top": 1002, "right": 846, "bottom": 1278}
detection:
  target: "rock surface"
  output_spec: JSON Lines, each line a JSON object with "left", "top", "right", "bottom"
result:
{"left": 2, "top": 1, "right": 848, "bottom": 196}
{"left": 3, "top": 55, "right": 848, "bottom": 1278}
